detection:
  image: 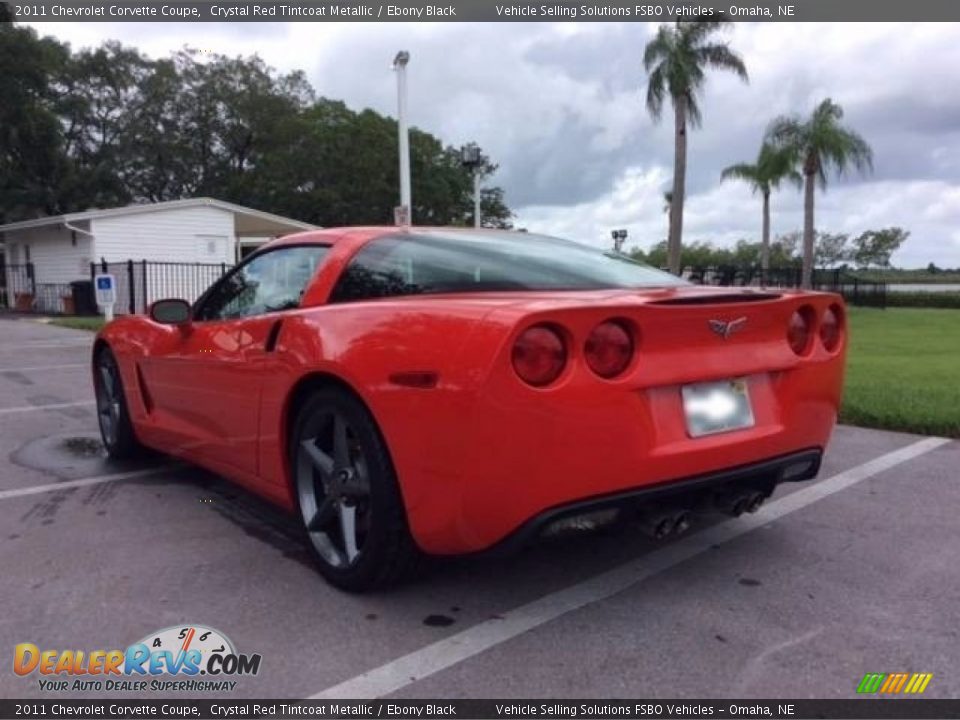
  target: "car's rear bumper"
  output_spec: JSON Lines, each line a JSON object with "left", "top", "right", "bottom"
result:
{"left": 480, "top": 447, "right": 822, "bottom": 556}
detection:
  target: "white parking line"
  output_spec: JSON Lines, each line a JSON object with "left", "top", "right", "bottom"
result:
{"left": 311, "top": 436, "right": 952, "bottom": 700}
{"left": 0, "top": 401, "right": 95, "bottom": 415}
{"left": 0, "top": 363, "right": 88, "bottom": 373}
{"left": 0, "top": 341, "right": 91, "bottom": 350}
{"left": 0, "top": 466, "right": 172, "bottom": 502}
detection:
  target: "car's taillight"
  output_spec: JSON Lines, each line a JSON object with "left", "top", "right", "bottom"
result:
{"left": 819, "top": 304, "right": 843, "bottom": 352}
{"left": 512, "top": 325, "right": 567, "bottom": 387}
{"left": 584, "top": 320, "right": 634, "bottom": 379}
{"left": 787, "top": 307, "right": 814, "bottom": 355}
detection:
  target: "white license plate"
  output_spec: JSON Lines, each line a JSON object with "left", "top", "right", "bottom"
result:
{"left": 681, "top": 378, "right": 755, "bottom": 438}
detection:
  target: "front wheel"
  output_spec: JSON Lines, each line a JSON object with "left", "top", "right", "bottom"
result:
{"left": 291, "top": 387, "right": 421, "bottom": 591}
{"left": 94, "top": 347, "right": 143, "bottom": 459}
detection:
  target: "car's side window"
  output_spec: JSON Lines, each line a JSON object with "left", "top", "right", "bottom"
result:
{"left": 196, "top": 245, "right": 330, "bottom": 321}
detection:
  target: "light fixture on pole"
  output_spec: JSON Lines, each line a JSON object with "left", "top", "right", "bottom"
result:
{"left": 393, "top": 50, "right": 411, "bottom": 226}
{"left": 611, "top": 229, "right": 628, "bottom": 253}
{"left": 460, "top": 143, "right": 482, "bottom": 228}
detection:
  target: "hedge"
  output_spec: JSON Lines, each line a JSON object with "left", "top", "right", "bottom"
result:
{"left": 883, "top": 291, "right": 960, "bottom": 309}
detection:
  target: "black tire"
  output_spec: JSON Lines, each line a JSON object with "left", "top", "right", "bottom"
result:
{"left": 290, "top": 386, "right": 421, "bottom": 592}
{"left": 94, "top": 346, "right": 143, "bottom": 460}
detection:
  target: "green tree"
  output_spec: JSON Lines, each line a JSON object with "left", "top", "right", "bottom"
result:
{"left": 643, "top": 19, "right": 748, "bottom": 275}
{"left": 720, "top": 142, "right": 800, "bottom": 271}
{"left": 813, "top": 231, "right": 850, "bottom": 268}
{"left": 851, "top": 227, "right": 908, "bottom": 269}
{"left": 766, "top": 98, "right": 873, "bottom": 287}
{"left": 0, "top": 18, "right": 71, "bottom": 221}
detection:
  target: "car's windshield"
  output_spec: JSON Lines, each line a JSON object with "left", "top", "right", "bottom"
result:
{"left": 331, "top": 230, "right": 686, "bottom": 302}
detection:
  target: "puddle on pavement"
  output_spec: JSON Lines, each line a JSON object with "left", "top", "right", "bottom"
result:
{"left": 61, "top": 436, "right": 104, "bottom": 458}
{"left": 10, "top": 432, "right": 125, "bottom": 479}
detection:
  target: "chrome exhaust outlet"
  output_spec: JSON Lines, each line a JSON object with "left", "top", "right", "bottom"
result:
{"left": 640, "top": 509, "right": 692, "bottom": 539}
{"left": 746, "top": 492, "right": 765, "bottom": 513}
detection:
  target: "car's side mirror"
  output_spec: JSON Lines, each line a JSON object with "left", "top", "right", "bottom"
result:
{"left": 149, "top": 299, "right": 192, "bottom": 325}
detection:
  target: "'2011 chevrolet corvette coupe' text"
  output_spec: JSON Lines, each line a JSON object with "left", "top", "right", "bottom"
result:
{"left": 93, "top": 228, "right": 846, "bottom": 590}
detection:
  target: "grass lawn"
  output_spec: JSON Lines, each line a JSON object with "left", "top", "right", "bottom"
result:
{"left": 48, "top": 316, "right": 106, "bottom": 332}
{"left": 842, "top": 307, "right": 960, "bottom": 438}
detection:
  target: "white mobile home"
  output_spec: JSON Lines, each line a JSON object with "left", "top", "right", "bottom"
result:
{"left": 0, "top": 198, "right": 316, "bottom": 313}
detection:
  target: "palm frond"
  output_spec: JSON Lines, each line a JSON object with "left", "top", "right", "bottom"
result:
{"left": 720, "top": 162, "right": 761, "bottom": 191}
{"left": 645, "top": 64, "right": 666, "bottom": 121}
{"left": 642, "top": 27, "right": 671, "bottom": 71}
{"left": 695, "top": 43, "right": 749, "bottom": 81}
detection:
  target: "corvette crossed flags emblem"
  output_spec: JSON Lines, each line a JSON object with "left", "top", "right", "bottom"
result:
{"left": 708, "top": 317, "right": 747, "bottom": 339}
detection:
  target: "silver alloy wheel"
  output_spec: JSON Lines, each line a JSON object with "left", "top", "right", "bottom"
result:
{"left": 296, "top": 410, "right": 372, "bottom": 568}
{"left": 96, "top": 359, "right": 122, "bottom": 448}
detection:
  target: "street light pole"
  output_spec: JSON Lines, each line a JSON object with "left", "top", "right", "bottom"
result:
{"left": 393, "top": 50, "right": 411, "bottom": 225}
{"left": 460, "top": 143, "right": 482, "bottom": 228}
{"left": 472, "top": 170, "right": 481, "bottom": 228}
{"left": 611, "top": 229, "right": 628, "bottom": 253}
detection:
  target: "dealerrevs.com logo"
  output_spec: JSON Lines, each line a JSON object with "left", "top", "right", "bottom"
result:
{"left": 14, "top": 625, "right": 262, "bottom": 693}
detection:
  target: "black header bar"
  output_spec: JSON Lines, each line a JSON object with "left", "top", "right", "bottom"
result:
{"left": 7, "top": 0, "right": 960, "bottom": 22}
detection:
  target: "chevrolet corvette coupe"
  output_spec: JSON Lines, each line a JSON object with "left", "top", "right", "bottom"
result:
{"left": 93, "top": 228, "right": 846, "bottom": 590}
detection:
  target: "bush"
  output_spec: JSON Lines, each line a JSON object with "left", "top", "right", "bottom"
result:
{"left": 884, "top": 291, "right": 960, "bottom": 309}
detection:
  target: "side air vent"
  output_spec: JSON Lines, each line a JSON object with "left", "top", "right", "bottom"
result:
{"left": 135, "top": 362, "right": 154, "bottom": 413}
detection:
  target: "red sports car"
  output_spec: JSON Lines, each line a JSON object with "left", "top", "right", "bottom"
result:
{"left": 93, "top": 227, "right": 846, "bottom": 590}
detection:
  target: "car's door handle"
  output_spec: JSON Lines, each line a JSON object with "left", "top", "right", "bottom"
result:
{"left": 265, "top": 319, "right": 284, "bottom": 353}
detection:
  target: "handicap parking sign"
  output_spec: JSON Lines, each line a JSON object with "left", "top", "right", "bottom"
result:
{"left": 94, "top": 274, "right": 117, "bottom": 315}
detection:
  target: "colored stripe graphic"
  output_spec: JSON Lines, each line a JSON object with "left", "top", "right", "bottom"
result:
{"left": 858, "top": 672, "right": 932, "bottom": 694}
{"left": 857, "top": 673, "right": 886, "bottom": 693}
{"left": 905, "top": 673, "right": 933, "bottom": 694}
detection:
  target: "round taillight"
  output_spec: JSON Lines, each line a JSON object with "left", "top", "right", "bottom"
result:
{"left": 787, "top": 307, "right": 814, "bottom": 355}
{"left": 512, "top": 325, "right": 567, "bottom": 387}
{"left": 820, "top": 305, "right": 843, "bottom": 352}
{"left": 585, "top": 320, "right": 634, "bottom": 379}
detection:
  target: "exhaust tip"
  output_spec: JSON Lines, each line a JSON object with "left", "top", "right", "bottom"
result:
{"left": 746, "top": 493, "right": 765, "bottom": 513}
{"left": 653, "top": 517, "right": 673, "bottom": 539}
{"left": 672, "top": 511, "right": 691, "bottom": 535}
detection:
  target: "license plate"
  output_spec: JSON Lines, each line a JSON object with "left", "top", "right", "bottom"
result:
{"left": 681, "top": 378, "right": 755, "bottom": 438}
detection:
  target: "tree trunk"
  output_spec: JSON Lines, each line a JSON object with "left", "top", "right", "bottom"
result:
{"left": 761, "top": 190, "right": 771, "bottom": 275}
{"left": 802, "top": 171, "right": 815, "bottom": 289}
{"left": 668, "top": 98, "right": 687, "bottom": 276}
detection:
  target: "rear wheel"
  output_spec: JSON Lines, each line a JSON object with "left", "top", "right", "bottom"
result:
{"left": 291, "top": 387, "right": 420, "bottom": 591}
{"left": 94, "top": 347, "right": 143, "bottom": 459}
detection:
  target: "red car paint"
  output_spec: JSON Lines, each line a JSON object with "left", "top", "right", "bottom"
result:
{"left": 94, "top": 227, "right": 846, "bottom": 554}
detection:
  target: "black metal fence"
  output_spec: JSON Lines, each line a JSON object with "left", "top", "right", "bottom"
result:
{"left": 90, "top": 259, "right": 232, "bottom": 315}
{"left": 2, "top": 256, "right": 887, "bottom": 315}
{"left": 681, "top": 265, "right": 887, "bottom": 308}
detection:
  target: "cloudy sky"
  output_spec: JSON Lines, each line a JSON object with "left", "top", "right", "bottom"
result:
{"left": 26, "top": 20, "right": 960, "bottom": 266}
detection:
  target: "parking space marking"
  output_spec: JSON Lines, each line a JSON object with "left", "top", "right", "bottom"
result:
{"left": 0, "top": 341, "right": 91, "bottom": 350}
{"left": 0, "top": 466, "right": 172, "bottom": 502}
{"left": 0, "top": 401, "right": 95, "bottom": 415}
{"left": 311, "top": 436, "right": 951, "bottom": 700}
{"left": 0, "top": 363, "right": 88, "bottom": 373}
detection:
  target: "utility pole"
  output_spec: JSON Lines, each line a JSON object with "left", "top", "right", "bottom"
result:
{"left": 460, "top": 143, "right": 482, "bottom": 228}
{"left": 393, "top": 50, "right": 411, "bottom": 225}
{"left": 611, "top": 229, "right": 628, "bottom": 253}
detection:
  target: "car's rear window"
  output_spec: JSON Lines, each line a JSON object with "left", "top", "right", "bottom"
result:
{"left": 330, "top": 231, "right": 685, "bottom": 302}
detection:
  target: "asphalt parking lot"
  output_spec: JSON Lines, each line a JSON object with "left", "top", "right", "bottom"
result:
{"left": 1, "top": 315, "right": 957, "bottom": 701}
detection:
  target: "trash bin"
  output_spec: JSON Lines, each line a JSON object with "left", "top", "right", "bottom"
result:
{"left": 70, "top": 280, "right": 96, "bottom": 316}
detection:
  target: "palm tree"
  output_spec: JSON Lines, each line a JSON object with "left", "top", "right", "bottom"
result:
{"left": 766, "top": 98, "right": 873, "bottom": 288}
{"left": 662, "top": 189, "right": 673, "bottom": 247}
{"left": 644, "top": 20, "right": 748, "bottom": 275}
{"left": 720, "top": 143, "right": 801, "bottom": 272}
